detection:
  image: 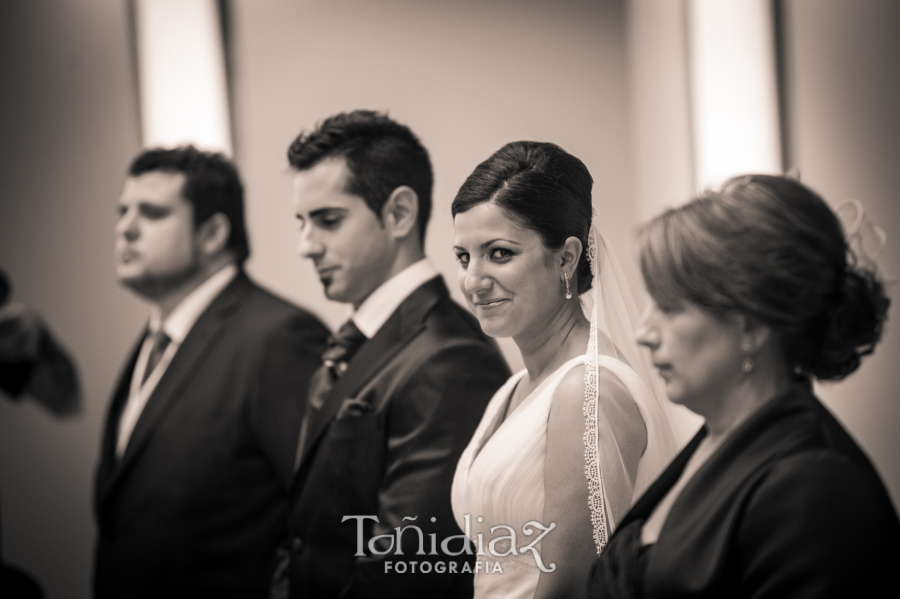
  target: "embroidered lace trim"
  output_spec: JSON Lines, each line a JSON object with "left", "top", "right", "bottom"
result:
{"left": 583, "top": 225, "right": 608, "bottom": 555}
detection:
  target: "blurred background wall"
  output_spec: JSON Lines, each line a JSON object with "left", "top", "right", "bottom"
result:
{"left": 0, "top": 1, "right": 897, "bottom": 597}
{"left": 781, "top": 0, "right": 900, "bottom": 515}
{"left": 228, "top": 0, "right": 638, "bottom": 355}
{"left": 0, "top": 2, "right": 143, "bottom": 598}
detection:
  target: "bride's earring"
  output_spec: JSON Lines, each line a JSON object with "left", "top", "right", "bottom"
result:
{"left": 564, "top": 272, "right": 572, "bottom": 300}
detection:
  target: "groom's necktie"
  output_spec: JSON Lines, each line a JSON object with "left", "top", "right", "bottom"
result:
{"left": 294, "top": 319, "right": 367, "bottom": 470}
{"left": 309, "top": 319, "right": 367, "bottom": 409}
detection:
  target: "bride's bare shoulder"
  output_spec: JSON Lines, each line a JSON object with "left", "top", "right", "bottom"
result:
{"left": 550, "top": 362, "right": 634, "bottom": 415}
{"left": 551, "top": 362, "right": 646, "bottom": 463}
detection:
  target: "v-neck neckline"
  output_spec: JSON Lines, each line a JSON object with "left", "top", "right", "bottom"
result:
{"left": 470, "top": 355, "right": 585, "bottom": 463}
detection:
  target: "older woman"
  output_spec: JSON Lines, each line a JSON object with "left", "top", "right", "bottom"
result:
{"left": 590, "top": 174, "right": 900, "bottom": 598}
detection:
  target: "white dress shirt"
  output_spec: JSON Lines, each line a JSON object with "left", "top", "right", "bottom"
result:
{"left": 115, "top": 263, "right": 238, "bottom": 457}
{"left": 351, "top": 259, "right": 439, "bottom": 339}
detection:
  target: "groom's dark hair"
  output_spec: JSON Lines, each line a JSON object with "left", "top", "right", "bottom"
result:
{"left": 287, "top": 110, "right": 433, "bottom": 243}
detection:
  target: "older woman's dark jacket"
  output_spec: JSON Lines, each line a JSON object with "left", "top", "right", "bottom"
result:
{"left": 590, "top": 381, "right": 900, "bottom": 598}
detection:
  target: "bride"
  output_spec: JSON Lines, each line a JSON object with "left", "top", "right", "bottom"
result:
{"left": 450, "top": 141, "right": 678, "bottom": 599}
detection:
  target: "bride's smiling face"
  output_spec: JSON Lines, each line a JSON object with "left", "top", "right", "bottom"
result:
{"left": 454, "top": 201, "right": 564, "bottom": 339}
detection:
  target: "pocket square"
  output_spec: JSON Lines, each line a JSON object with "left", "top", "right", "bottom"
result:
{"left": 336, "top": 396, "right": 373, "bottom": 419}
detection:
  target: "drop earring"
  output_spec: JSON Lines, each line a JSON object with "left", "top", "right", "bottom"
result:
{"left": 564, "top": 273, "right": 572, "bottom": 300}
{"left": 741, "top": 342, "right": 754, "bottom": 373}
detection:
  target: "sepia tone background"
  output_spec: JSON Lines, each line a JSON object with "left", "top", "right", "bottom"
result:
{"left": 1, "top": 1, "right": 898, "bottom": 597}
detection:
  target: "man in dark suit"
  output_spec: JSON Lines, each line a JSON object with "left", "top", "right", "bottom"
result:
{"left": 276, "top": 111, "right": 510, "bottom": 598}
{"left": 95, "top": 147, "right": 329, "bottom": 599}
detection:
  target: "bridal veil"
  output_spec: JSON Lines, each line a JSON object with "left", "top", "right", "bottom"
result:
{"left": 582, "top": 218, "right": 681, "bottom": 553}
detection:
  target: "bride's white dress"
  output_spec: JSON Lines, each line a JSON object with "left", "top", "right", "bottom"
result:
{"left": 451, "top": 354, "right": 660, "bottom": 599}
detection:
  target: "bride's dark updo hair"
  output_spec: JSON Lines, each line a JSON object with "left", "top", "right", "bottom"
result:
{"left": 640, "top": 174, "right": 890, "bottom": 381}
{"left": 451, "top": 141, "right": 594, "bottom": 294}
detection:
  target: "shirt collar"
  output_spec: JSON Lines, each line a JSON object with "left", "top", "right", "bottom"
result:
{"left": 148, "top": 263, "right": 239, "bottom": 344}
{"left": 351, "top": 259, "right": 438, "bottom": 338}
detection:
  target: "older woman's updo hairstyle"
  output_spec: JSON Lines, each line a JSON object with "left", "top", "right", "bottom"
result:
{"left": 451, "top": 141, "right": 594, "bottom": 294}
{"left": 640, "top": 174, "right": 890, "bottom": 381}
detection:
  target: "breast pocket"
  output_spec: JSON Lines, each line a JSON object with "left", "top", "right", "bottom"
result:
{"left": 330, "top": 407, "right": 379, "bottom": 440}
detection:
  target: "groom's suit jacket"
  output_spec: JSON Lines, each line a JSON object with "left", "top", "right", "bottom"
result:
{"left": 94, "top": 272, "right": 329, "bottom": 599}
{"left": 286, "top": 276, "right": 510, "bottom": 599}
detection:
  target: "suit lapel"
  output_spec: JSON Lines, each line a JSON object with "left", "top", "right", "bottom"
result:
{"left": 645, "top": 384, "right": 813, "bottom": 588}
{"left": 96, "top": 334, "right": 146, "bottom": 495}
{"left": 297, "top": 277, "right": 448, "bottom": 469}
{"left": 615, "top": 427, "right": 706, "bottom": 529}
{"left": 98, "top": 274, "right": 251, "bottom": 507}
{"left": 612, "top": 385, "right": 811, "bottom": 544}
{"left": 665, "top": 384, "right": 811, "bottom": 520}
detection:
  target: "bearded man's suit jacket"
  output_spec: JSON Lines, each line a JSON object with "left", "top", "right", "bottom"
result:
{"left": 95, "top": 271, "right": 329, "bottom": 599}
{"left": 286, "top": 276, "right": 510, "bottom": 599}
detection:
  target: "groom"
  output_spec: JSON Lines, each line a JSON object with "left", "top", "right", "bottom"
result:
{"left": 276, "top": 110, "right": 509, "bottom": 598}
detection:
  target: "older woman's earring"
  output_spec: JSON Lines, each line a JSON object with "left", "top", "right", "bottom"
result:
{"left": 564, "top": 273, "right": 572, "bottom": 300}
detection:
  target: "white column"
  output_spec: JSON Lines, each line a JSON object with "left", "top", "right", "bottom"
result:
{"left": 686, "top": 0, "right": 782, "bottom": 189}
{"left": 628, "top": 0, "right": 696, "bottom": 221}
{"left": 134, "top": 0, "right": 232, "bottom": 154}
